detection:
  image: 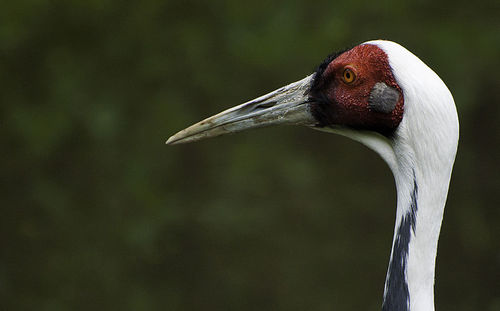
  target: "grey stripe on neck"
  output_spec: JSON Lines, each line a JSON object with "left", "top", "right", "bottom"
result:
{"left": 382, "top": 177, "right": 418, "bottom": 311}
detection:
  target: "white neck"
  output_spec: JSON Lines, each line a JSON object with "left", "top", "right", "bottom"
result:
{"left": 314, "top": 121, "right": 456, "bottom": 311}
{"left": 384, "top": 136, "right": 456, "bottom": 311}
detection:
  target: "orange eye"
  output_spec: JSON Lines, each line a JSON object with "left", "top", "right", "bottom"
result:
{"left": 342, "top": 68, "right": 356, "bottom": 84}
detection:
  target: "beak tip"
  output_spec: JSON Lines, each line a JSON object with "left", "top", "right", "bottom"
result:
{"left": 165, "top": 136, "right": 177, "bottom": 145}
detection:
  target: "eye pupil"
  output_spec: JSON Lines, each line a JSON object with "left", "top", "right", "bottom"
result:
{"left": 343, "top": 68, "right": 355, "bottom": 83}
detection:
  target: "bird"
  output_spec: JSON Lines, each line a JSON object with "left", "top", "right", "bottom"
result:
{"left": 167, "top": 40, "right": 459, "bottom": 311}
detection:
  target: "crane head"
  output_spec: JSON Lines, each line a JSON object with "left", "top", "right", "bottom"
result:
{"left": 166, "top": 40, "right": 456, "bottom": 157}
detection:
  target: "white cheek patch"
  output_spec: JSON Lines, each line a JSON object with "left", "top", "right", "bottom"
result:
{"left": 369, "top": 82, "right": 400, "bottom": 114}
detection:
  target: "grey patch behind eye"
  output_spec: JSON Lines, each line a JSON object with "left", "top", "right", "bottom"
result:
{"left": 369, "top": 82, "right": 400, "bottom": 114}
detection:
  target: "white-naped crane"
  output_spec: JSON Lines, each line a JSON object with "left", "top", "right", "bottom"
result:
{"left": 167, "top": 40, "right": 459, "bottom": 311}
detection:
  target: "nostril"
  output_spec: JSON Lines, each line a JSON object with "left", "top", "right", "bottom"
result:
{"left": 254, "top": 101, "right": 277, "bottom": 110}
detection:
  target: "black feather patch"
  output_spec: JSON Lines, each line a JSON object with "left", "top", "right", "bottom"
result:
{"left": 369, "top": 82, "right": 400, "bottom": 114}
{"left": 308, "top": 48, "right": 350, "bottom": 127}
{"left": 309, "top": 48, "right": 350, "bottom": 95}
{"left": 382, "top": 176, "right": 418, "bottom": 311}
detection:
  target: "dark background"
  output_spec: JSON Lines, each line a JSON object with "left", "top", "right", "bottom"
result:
{"left": 1, "top": 0, "right": 499, "bottom": 310}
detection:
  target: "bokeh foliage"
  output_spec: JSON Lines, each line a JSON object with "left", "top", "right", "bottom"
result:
{"left": 1, "top": 0, "right": 499, "bottom": 310}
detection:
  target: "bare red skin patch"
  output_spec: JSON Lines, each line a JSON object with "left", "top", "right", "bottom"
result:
{"left": 310, "top": 44, "right": 404, "bottom": 136}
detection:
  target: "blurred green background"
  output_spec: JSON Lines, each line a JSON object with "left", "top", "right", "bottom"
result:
{"left": 1, "top": 0, "right": 499, "bottom": 310}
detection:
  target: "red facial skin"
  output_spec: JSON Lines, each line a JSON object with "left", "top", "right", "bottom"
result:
{"left": 312, "top": 44, "right": 404, "bottom": 136}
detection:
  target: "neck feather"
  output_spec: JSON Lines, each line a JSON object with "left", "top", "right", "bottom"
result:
{"left": 382, "top": 113, "right": 457, "bottom": 311}
{"left": 323, "top": 123, "right": 457, "bottom": 311}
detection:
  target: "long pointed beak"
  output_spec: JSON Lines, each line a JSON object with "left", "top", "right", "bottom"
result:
{"left": 166, "top": 75, "right": 316, "bottom": 145}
